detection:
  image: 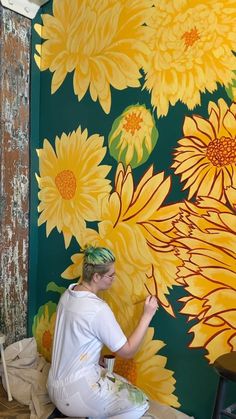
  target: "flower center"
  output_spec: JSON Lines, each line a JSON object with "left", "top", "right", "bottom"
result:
{"left": 114, "top": 358, "right": 137, "bottom": 384}
{"left": 55, "top": 170, "right": 77, "bottom": 199}
{"left": 123, "top": 112, "right": 143, "bottom": 136}
{"left": 182, "top": 27, "right": 200, "bottom": 50}
{"left": 206, "top": 137, "right": 236, "bottom": 167}
{"left": 42, "top": 329, "right": 52, "bottom": 351}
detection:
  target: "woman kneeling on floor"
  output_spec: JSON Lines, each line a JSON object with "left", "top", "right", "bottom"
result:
{"left": 47, "top": 245, "right": 158, "bottom": 419}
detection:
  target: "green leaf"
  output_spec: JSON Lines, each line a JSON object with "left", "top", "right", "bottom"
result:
{"left": 46, "top": 281, "right": 66, "bottom": 295}
{"left": 225, "top": 72, "right": 236, "bottom": 100}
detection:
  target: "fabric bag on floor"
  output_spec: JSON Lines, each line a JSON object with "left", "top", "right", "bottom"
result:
{"left": 0, "top": 337, "right": 55, "bottom": 419}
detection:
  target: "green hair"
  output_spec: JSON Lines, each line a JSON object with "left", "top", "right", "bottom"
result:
{"left": 82, "top": 245, "right": 115, "bottom": 283}
{"left": 83, "top": 245, "right": 115, "bottom": 265}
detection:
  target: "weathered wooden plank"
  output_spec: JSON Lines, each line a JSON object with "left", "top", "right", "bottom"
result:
{"left": 0, "top": 5, "right": 31, "bottom": 344}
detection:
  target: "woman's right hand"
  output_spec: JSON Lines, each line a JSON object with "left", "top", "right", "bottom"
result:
{"left": 116, "top": 295, "right": 159, "bottom": 359}
{"left": 143, "top": 295, "right": 158, "bottom": 319}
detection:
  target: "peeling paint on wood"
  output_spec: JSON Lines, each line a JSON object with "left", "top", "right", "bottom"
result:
{"left": 0, "top": 5, "right": 31, "bottom": 344}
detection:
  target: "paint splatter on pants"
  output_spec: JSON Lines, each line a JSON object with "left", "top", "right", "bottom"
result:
{"left": 48, "top": 370, "right": 149, "bottom": 418}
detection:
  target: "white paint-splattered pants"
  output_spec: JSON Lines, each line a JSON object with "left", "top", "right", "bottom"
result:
{"left": 48, "top": 370, "right": 149, "bottom": 418}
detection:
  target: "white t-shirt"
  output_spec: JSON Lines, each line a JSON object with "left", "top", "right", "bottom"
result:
{"left": 50, "top": 284, "right": 127, "bottom": 383}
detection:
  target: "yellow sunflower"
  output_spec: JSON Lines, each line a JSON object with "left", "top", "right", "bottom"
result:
{"left": 172, "top": 99, "right": 236, "bottom": 208}
{"left": 144, "top": 0, "right": 236, "bottom": 116}
{"left": 62, "top": 163, "right": 182, "bottom": 316}
{"left": 108, "top": 104, "right": 158, "bottom": 168}
{"left": 32, "top": 301, "right": 57, "bottom": 362}
{"left": 114, "top": 331, "right": 179, "bottom": 406}
{"left": 34, "top": 0, "right": 152, "bottom": 113}
{"left": 174, "top": 197, "right": 236, "bottom": 363}
{"left": 36, "top": 126, "right": 111, "bottom": 248}
{"left": 100, "top": 293, "right": 180, "bottom": 407}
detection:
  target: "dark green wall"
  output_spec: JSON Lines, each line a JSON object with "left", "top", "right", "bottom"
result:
{"left": 29, "top": 2, "right": 236, "bottom": 418}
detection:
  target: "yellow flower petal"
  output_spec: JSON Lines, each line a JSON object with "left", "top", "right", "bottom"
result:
{"left": 124, "top": 174, "right": 170, "bottom": 221}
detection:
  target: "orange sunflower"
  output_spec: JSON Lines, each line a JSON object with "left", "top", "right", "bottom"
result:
{"left": 175, "top": 197, "right": 236, "bottom": 363}
{"left": 172, "top": 99, "right": 236, "bottom": 209}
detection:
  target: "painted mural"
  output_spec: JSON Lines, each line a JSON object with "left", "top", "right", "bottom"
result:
{"left": 30, "top": 0, "right": 236, "bottom": 418}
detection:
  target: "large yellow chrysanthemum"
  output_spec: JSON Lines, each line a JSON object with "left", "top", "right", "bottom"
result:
{"left": 172, "top": 99, "right": 236, "bottom": 208}
{"left": 36, "top": 126, "right": 111, "bottom": 248}
{"left": 62, "top": 163, "right": 182, "bottom": 316}
{"left": 32, "top": 302, "right": 57, "bottom": 362}
{"left": 101, "top": 294, "right": 180, "bottom": 407}
{"left": 144, "top": 1, "right": 236, "bottom": 116}
{"left": 34, "top": 0, "right": 152, "bottom": 113}
{"left": 175, "top": 197, "right": 236, "bottom": 363}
